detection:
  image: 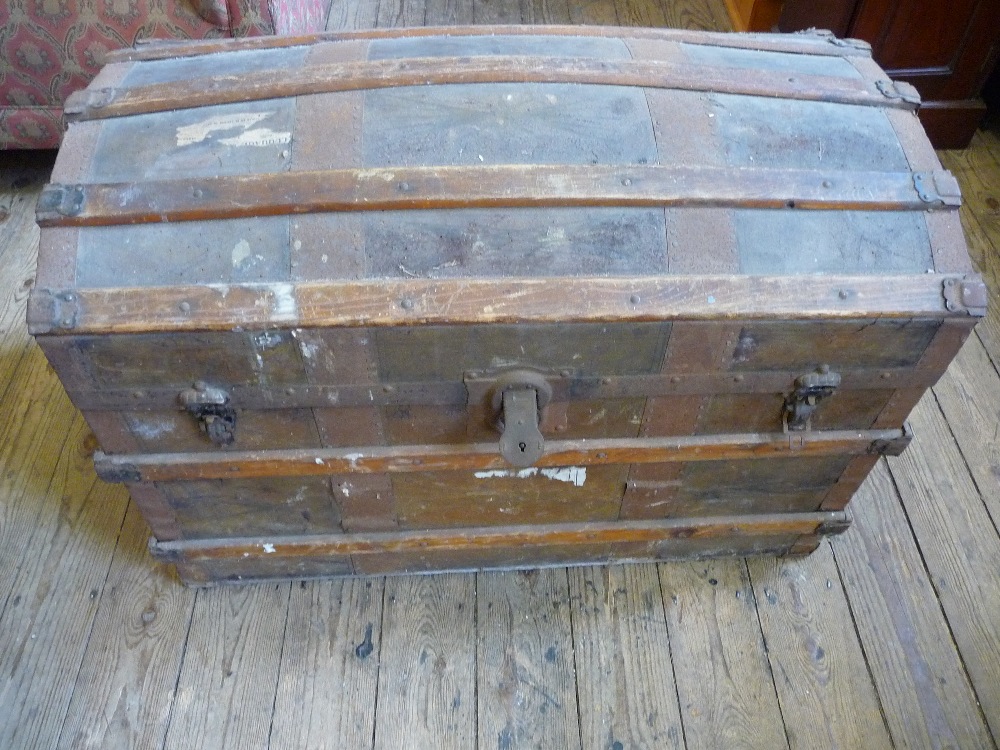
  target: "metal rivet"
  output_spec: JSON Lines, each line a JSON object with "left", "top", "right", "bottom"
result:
{"left": 400, "top": 298, "right": 415, "bottom": 310}
{"left": 822, "top": 180, "right": 832, "bottom": 188}
{"left": 733, "top": 374, "right": 744, "bottom": 382}
{"left": 63, "top": 292, "right": 76, "bottom": 302}
{"left": 600, "top": 377, "right": 611, "bottom": 385}
{"left": 596, "top": 452, "right": 607, "bottom": 459}
{"left": 193, "top": 188, "right": 203, "bottom": 198}
{"left": 286, "top": 387, "right": 295, "bottom": 395}
{"left": 818, "top": 364, "right": 830, "bottom": 374}
{"left": 622, "top": 178, "right": 632, "bottom": 186}
{"left": 670, "top": 375, "right": 681, "bottom": 384}
{"left": 838, "top": 289, "right": 850, "bottom": 300}
{"left": 383, "top": 385, "right": 395, "bottom": 393}
{"left": 131, "top": 390, "right": 144, "bottom": 399}
{"left": 880, "top": 372, "right": 891, "bottom": 380}
{"left": 398, "top": 182, "right": 410, "bottom": 192}
{"left": 560, "top": 369, "right": 572, "bottom": 378}
{"left": 629, "top": 294, "right": 641, "bottom": 305}
{"left": 60, "top": 317, "right": 73, "bottom": 328}
{"left": 178, "top": 301, "right": 191, "bottom": 313}
{"left": 194, "top": 380, "right": 208, "bottom": 390}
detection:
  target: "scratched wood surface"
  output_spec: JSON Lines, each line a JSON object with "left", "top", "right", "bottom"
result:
{"left": 3, "top": 10, "right": 1000, "bottom": 750}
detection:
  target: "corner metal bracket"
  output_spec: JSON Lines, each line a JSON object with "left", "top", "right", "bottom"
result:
{"left": 913, "top": 171, "right": 962, "bottom": 208}
{"left": 794, "top": 28, "right": 871, "bottom": 52}
{"left": 942, "top": 276, "right": 988, "bottom": 316}
{"left": 31, "top": 289, "right": 81, "bottom": 332}
{"left": 817, "top": 515, "right": 852, "bottom": 536}
{"left": 876, "top": 79, "right": 921, "bottom": 108}
{"left": 36, "top": 184, "right": 85, "bottom": 223}
{"left": 63, "top": 87, "right": 116, "bottom": 122}
{"left": 94, "top": 453, "right": 142, "bottom": 484}
{"left": 868, "top": 423, "right": 914, "bottom": 457}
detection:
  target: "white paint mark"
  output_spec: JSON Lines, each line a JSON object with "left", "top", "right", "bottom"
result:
{"left": 176, "top": 112, "right": 271, "bottom": 146}
{"left": 253, "top": 330, "right": 283, "bottom": 349}
{"left": 314, "top": 457, "right": 324, "bottom": 465}
{"left": 262, "top": 543, "right": 276, "bottom": 554}
{"left": 341, "top": 483, "right": 351, "bottom": 498}
{"left": 218, "top": 127, "right": 291, "bottom": 148}
{"left": 293, "top": 239, "right": 302, "bottom": 251}
{"left": 474, "top": 466, "right": 587, "bottom": 487}
{"left": 343, "top": 453, "right": 364, "bottom": 469}
{"left": 298, "top": 340, "right": 320, "bottom": 360}
{"left": 130, "top": 419, "right": 176, "bottom": 440}
{"left": 231, "top": 239, "right": 251, "bottom": 268}
{"left": 355, "top": 169, "right": 396, "bottom": 182}
{"left": 321, "top": 254, "right": 329, "bottom": 263}
{"left": 270, "top": 283, "right": 297, "bottom": 322}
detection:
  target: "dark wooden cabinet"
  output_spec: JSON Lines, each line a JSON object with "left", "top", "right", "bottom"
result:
{"left": 779, "top": 0, "right": 1000, "bottom": 147}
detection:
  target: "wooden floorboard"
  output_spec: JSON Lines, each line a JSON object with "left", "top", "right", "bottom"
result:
{"left": 747, "top": 544, "right": 894, "bottom": 749}
{"left": 2, "top": 5, "right": 1000, "bottom": 749}
{"left": 885, "top": 395, "right": 1000, "bottom": 740}
{"left": 57, "top": 502, "right": 196, "bottom": 750}
{"left": 569, "top": 564, "right": 684, "bottom": 749}
{"left": 833, "top": 461, "right": 995, "bottom": 749}
{"left": 660, "top": 560, "right": 788, "bottom": 750}
{"left": 269, "top": 577, "right": 384, "bottom": 749}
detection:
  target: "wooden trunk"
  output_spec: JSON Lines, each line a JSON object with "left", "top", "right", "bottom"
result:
{"left": 29, "top": 25, "right": 985, "bottom": 585}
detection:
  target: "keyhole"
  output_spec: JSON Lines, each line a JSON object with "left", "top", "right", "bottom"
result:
{"left": 519, "top": 441, "right": 527, "bottom": 453}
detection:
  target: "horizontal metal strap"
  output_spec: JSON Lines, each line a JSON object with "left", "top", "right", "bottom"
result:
{"left": 148, "top": 510, "right": 849, "bottom": 563}
{"left": 62, "top": 367, "right": 947, "bottom": 412}
{"left": 106, "top": 25, "right": 872, "bottom": 64}
{"left": 64, "top": 54, "right": 895, "bottom": 123}
{"left": 35, "top": 165, "right": 960, "bottom": 228}
{"left": 95, "top": 428, "right": 906, "bottom": 483}
{"left": 26, "top": 274, "right": 985, "bottom": 336}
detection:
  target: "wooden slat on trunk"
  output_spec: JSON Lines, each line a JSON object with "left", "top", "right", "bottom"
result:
{"left": 37, "top": 166, "right": 959, "bottom": 228}
{"left": 27, "top": 274, "right": 986, "bottom": 336}
{"left": 106, "top": 26, "right": 871, "bottom": 64}
{"left": 67, "top": 56, "right": 892, "bottom": 122}
{"left": 93, "top": 427, "right": 907, "bottom": 482}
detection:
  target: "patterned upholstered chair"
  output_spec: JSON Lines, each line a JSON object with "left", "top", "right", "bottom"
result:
{"left": 1, "top": 0, "right": 328, "bottom": 148}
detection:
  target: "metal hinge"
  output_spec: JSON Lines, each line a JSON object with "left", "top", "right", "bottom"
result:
{"left": 876, "top": 79, "right": 921, "bottom": 108}
{"left": 913, "top": 171, "right": 962, "bottom": 208}
{"left": 179, "top": 382, "right": 237, "bottom": 446}
{"left": 942, "top": 276, "right": 988, "bottom": 316}
{"left": 783, "top": 366, "right": 841, "bottom": 432}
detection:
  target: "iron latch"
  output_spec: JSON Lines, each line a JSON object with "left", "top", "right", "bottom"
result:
{"left": 179, "top": 381, "right": 237, "bottom": 446}
{"left": 491, "top": 370, "right": 553, "bottom": 468}
{"left": 784, "top": 366, "right": 841, "bottom": 432}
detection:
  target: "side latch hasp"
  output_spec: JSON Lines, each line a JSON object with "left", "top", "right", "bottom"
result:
{"left": 784, "top": 365, "right": 841, "bottom": 432}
